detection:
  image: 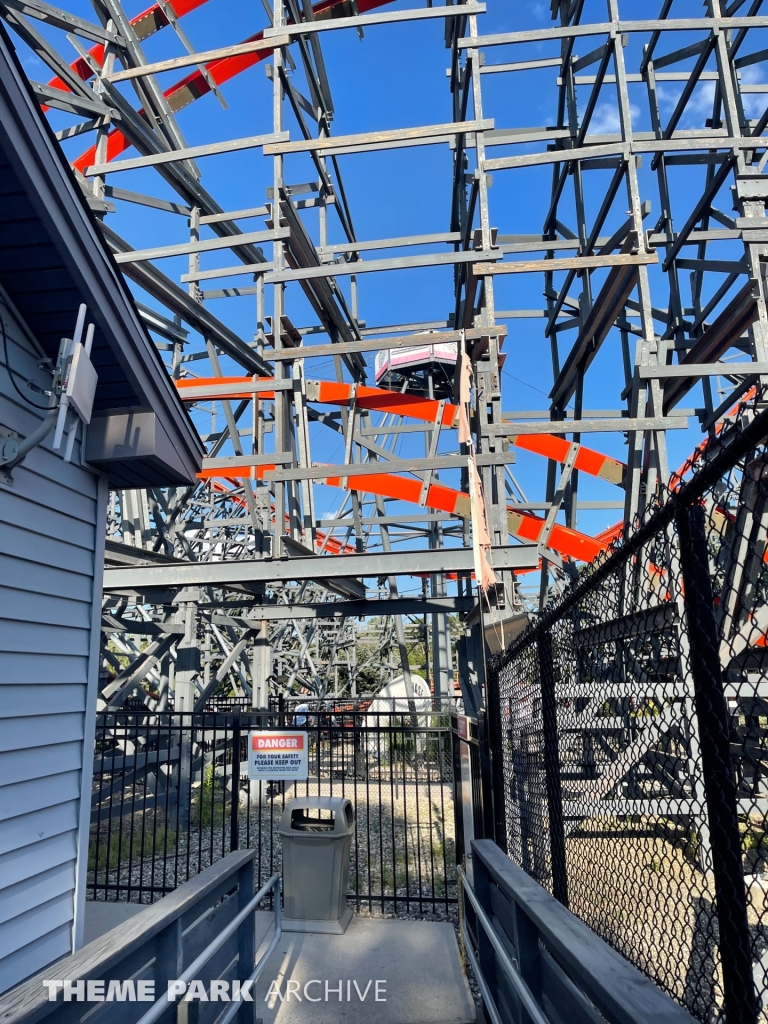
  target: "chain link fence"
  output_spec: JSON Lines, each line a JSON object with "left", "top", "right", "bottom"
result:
{"left": 488, "top": 393, "right": 768, "bottom": 1024}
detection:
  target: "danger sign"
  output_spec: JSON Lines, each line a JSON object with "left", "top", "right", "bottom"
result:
{"left": 247, "top": 731, "right": 308, "bottom": 780}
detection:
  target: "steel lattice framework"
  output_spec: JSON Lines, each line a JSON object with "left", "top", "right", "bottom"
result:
{"left": 6, "top": 0, "right": 768, "bottom": 714}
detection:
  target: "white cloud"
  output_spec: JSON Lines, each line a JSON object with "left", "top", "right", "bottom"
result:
{"left": 683, "top": 80, "right": 716, "bottom": 124}
{"left": 658, "top": 72, "right": 768, "bottom": 126}
{"left": 739, "top": 65, "right": 767, "bottom": 119}
{"left": 587, "top": 102, "right": 641, "bottom": 135}
{"left": 740, "top": 65, "right": 762, "bottom": 84}
{"left": 657, "top": 79, "right": 721, "bottom": 127}
{"left": 589, "top": 103, "right": 621, "bottom": 134}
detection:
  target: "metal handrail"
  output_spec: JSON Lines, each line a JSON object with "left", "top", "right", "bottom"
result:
{"left": 215, "top": 877, "right": 282, "bottom": 1024}
{"left": 136, "top": 872, "right": 282, "bottom": 1024}
{"left": 458, "top": 866, "right": 549, "bottom": 1024}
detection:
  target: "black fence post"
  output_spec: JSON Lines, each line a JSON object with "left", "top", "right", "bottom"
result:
{"left": 230, "top": 712, "right": 241, "bottom": 853}
{"left": 483, "top": 665, "right": 508, "bottom": 851}
{"left": 676, "top": 501, "right": 757, "bottom": 1024}
{"left": 536, "top": 629, "right": 568, "bottom": 908}
{"left": 451, "top": 717, "right": 467, "bottom": 864}
{"left": 476, "top": 711, "right": 497, "bottom": 845}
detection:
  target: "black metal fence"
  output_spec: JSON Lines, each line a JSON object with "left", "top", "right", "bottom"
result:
{"left": 451, "top": 713, "right": 493, "bottom": 865}
{"left": 89, "top": 706, "right": 457, "bottom": 917}
{"left": 488, "top": 394, "right": 768, "bottom": 1024}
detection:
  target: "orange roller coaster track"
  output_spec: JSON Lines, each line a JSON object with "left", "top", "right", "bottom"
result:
{"left": 179, "top": 376, "right": 614, "bottom": 563}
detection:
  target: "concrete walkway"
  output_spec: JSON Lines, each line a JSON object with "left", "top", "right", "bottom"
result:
{"left": 83, "top": 903, "right": 475, "bottom": 1024}
{"left": 253, "top": 913, "right": 476, "bottom": 1024}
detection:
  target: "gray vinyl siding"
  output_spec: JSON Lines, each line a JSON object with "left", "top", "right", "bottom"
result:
{"left": 0, "top": 306, "right": 102, "bottom": 994}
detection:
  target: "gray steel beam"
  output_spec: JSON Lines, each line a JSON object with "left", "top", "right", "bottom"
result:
{"left": 1, "top": 0, "right": 124, "bottom": 41}
{"left": 266, "top": 247, "right": 499, "bottom": 284}
{"left": 489, "top": 416, "right": 690, "bottom": 436}
{"left": 262, "top": 3, "right": 486, "bottom": 38}
{"left": 114, "top": 227, "right": 288, "bottom": 265}
{"left": 269, "top": 325, "right": 505, "bottom": 361}
{"left": 461, "top": 17, "right": 768, "bottom": 50}
{"left": 103, "top": 544, "right": 539, "bottom": 589}
{"left": 263, "top": 118, "right": 494, "bottom": 156}
{"left": 106, "top": 34, "right": 290, "bottom": 82}
{"left": 209, "top": 596, "right": 476, "bottom": 621}
{"left": 29, "top": 80, "right": 113, "bottom": 117}
{"left": 263, "top": 451, "right": 520, "bottom": 482}
{"left": 85, "top": 132, "right": 288, "bottom": 176}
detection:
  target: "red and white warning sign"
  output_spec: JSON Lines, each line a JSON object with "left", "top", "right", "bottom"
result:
{"left": 247, "top": 731, "right": 308, "bottom": 781}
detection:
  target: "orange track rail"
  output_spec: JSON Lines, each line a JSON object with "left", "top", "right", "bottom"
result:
{"left": 204, "top": 462, "right": 608, "bottom": 563}
{"left": 209, "top": 480, "right": 464, "bottom": 578}
{"left": 511, "top": 431, "right": 625, "bottom": 485}
{"left": 177, "top": 377, "right": 627, "bottom": 485}
{"left": 180, "top": 376, "right": 619, "bottom": 562}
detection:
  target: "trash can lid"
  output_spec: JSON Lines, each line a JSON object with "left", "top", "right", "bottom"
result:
{"left": 279, "top": 796, "right": 354, "bottom": 836}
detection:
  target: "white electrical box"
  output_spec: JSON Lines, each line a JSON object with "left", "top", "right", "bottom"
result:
{"left": 64, "top": 343, "right": 97, "bottom": 425}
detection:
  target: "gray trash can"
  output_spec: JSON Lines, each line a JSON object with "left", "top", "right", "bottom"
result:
{"left": 279, "top": 796, "right": 354, "bottom": 934}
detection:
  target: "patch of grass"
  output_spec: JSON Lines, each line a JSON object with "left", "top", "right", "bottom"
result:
{"left": 743, "top": 829, "right": 762, "bottom": 851}
{"left": 380, "top": 851, "right": 410, "bottom": 891}
{"left": 88, "top": 825, "right": 176, "bottom": 875}
{"left": 682, "top": 831, "right": 700, "bottom": 865}
{"left": 652, "top": 816, "right": 700, "bottom": 865}
{"left": 739, "top": 817, "right": 768, "bottom": 860}
{"left": 192, "top": 762, "right": 225, "bottom": 826}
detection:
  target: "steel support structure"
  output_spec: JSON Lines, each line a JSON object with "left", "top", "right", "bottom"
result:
{"left": 7, "top": 0, "right": 768, "bottom": 714}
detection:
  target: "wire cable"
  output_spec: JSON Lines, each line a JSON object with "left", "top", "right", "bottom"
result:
{"left": 0, "top": 302, "right": 55, "bottom": 411}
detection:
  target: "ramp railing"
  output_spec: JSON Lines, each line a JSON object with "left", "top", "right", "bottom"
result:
{"left": 461, "top": 839, "right": 697, "bottom": 1024}
{"left": 0, "top": 850, "right": 278, "bottom": 1024}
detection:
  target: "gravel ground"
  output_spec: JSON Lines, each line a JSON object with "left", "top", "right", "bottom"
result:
{"left": 562, "top": 820, "right": 768, "bottom": 1023}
